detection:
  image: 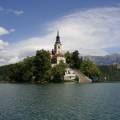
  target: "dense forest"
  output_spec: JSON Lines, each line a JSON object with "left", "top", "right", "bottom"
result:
{"left": 0, "top": 64, "right": 11, "bottom": 82}
{"left": 0, "top": 49, "right": 115, "bottom": 83}
{"left": 99, "top": 65, "right": 120, "bottom": 81}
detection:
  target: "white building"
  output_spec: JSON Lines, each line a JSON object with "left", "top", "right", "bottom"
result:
{"left": 64, "top": 68, "right": 76, "bottom": 81}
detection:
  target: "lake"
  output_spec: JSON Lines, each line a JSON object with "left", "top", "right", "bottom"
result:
{"left": 0, "top": 83, "right": 120, "bottom": 120}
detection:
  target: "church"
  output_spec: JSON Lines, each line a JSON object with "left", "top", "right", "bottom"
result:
{"left": 51, "top": 31, "right": 66, "bottom": 65}
{"left": 51, "top": 31, "right": 92, "bottom": 83}
{"left": 51, "top": 31, "right": 76, "bottom": 81}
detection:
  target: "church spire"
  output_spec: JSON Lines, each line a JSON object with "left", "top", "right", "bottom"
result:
{"left": 56, "top": 30, "right": 61, "bottom": 44}
{"left": 57, "top": 30, "right": 59, "bottom": 36}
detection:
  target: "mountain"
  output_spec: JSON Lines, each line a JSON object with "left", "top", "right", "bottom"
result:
{"left": 83, "top": 53, "right": 120, "bottom": 65}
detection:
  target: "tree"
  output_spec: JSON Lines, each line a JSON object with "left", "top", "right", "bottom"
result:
{"left": 43, "top": 69, "right": 52, "bottom": 82}
{"left": 80, "top": 59, "right": 101, "bottom": 78}
{"left": 51, "top": 61, "right": 66, "bottom": 83}
{"left": 9, "top": 57, "right": 35, "bottom": 83}
{"left": 22, "top": 57, "right": 35, "bottom": 82}
{"left": 33, "top": 50, "right": 51, "bottom": 82}
{"left": 71, "top": 50, "right": 82, "bottom": 69}
{"left": 8, "top": 50, "right": 52, "bottom": 83}
{"left": 65, "top": 51, "right": 72, "bottom": 64}
{"left": 74, "top": 75, "right": 79, "bottom": 82}
{"left": 9, "top": 62, "right": 25, "bottom": 82}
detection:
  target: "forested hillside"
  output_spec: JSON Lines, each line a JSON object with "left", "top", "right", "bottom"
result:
{"left": 0, "top": 65, "right": 11, "bottom": 82}
{"left": 0, "top": 50, "right": 66, "bottom": 83}
{"left": 99, "top": 65, "right": 120, "bottom": 81}
{"left": 0, "top": 50, "right": 101, "bottom": 83}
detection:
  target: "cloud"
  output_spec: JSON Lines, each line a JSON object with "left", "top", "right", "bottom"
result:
{"left": 13, "top": 10, "right": 24, "bottom": 16}
{"left": 0, "top": 6, "right": 24, "bottom": 16}
{"left": 9, "top": 28, "right": 16, "bottom": 33}
{"left": 0, "top": 27, "right": 9, "bottom": 36}
{"left": 0, "top": 26, "right": 15, "bottom": 36}
{"left": 1, "top": 6, "right": 120, "bottom": 65}
{"left": 0, "top": 40, "right": 8, "bottom": 49}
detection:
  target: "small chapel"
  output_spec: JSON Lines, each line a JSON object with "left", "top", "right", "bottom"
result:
{"left": 51, "top": 31, "right": 66, "bottom": 65}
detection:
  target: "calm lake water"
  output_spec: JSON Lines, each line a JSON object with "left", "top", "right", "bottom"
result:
{"left": 0, "top": 83, "right": 120, "bottom": 120}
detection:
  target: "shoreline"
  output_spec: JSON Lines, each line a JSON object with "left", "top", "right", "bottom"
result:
{"left": 0, "top": 80, "right": 120, "bottom": 84}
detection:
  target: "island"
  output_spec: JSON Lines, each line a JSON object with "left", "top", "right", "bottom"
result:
{"left": 0, "top": 32, "right": 103, "bottom": 83}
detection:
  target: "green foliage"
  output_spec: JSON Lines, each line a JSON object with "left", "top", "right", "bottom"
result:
{"left": 43, "top": 70, "right": 52, "bottom": 82}
{"left": 2, "top": 49, "right": 117, "bottom": 83}
{"left": 0, "top": 50, "right": 51, "bottom": 83}
{"left": 99, "top": 65, "right": 120, "bottom": 81}
{"left": 71, "top": 50, "right": 81, "bottom": 68}
{"left": 0, "top": 64, "right": 11, "bottom": 81}
{"left": 80, "top": 59, "right": 101, "bottom": 78}
{"left": 51, "top": 62, "right": 66, "bottom": 83}
{"left": 9, "top": 57, "right": 35, "bottom": 83}
{"left": 74, "top": 75, "right": 79, "bottom": 82}
{"left": 33, "top": 50, "right": 51, "bottom": 82}
{"left": 0, "top": 49, "right": 69, "bottom": 83}
{"left": 65, "top": 50, "right": 82, "bottom": 69}
{"left": 65, "top": 51, "right": 72, "bottom": 64}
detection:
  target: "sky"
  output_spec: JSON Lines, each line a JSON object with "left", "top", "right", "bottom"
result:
{"left": 0, "top": 0, "right": 120, "bottom": 66}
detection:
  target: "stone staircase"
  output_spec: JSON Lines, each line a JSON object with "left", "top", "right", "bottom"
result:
{"left": 72, "top": 69, "right": 92, "bottom": 83}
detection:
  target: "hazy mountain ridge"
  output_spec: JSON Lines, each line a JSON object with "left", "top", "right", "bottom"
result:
{"left": 83, "top": 53, "right": 120, "bottom": 65}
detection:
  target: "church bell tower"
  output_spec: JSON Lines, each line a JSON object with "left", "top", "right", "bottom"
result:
{"left": 54, "top": 31, "right": 62, "bottom": 54}
{"left": 51, "top": 31, "right": 66, "bottom": 65}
